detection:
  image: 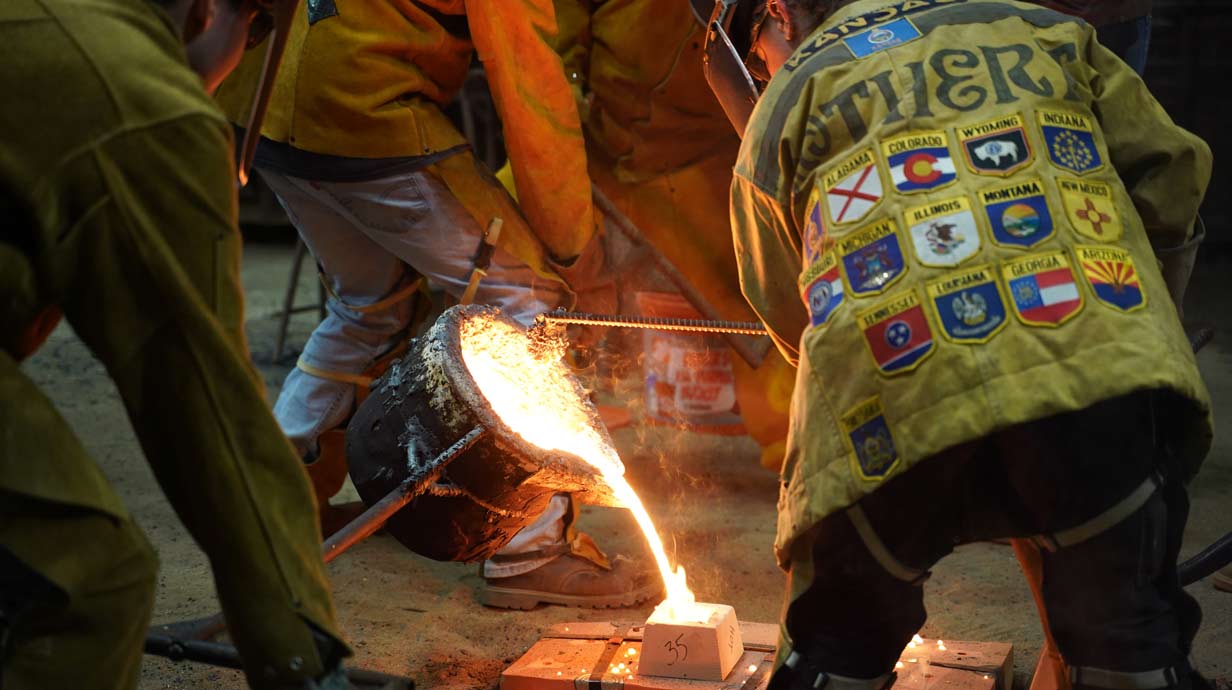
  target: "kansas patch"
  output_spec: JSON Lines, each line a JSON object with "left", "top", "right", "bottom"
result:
{"left": 1057, "top": 177, "right": 1124, "bottom": 242}
{"left": 905, "top": 196, "right": 982, "bottom": 267}
{"left": 840, "top": 218, "right": 906, "bottom": 297}
{"left": 857, "top": 289, "right": 935, "bottom": 375}
{"left": 800, "top": 251, "right": 846, "bottom": 327}
{"left": 1076, "top": 245, "right": 1146, "bottom": 313}
{"left": 844, "top": 17, "right": 922, "bottom": 59}
{"left": 802, "top": 185, "right": 831, "bottom": 266}
{"left": 841, "top": 397, "right": 900, "bottom": 481}
{"left": 882, "top": 131, "right": 957, "bottom": 194}
{"left": 979, "top": 179, "right": 1054, "bottom": 249}
{"left": 926, "top": 265, "right": 1008, "bottom": 343}
{"left": 957, "top": 114, "right": 1034, "bottom": 176}
{"left": 1038, "top": 109, "right": 1103, "bottom": 175}
{"left": 823, "top": 148, "right": 884, "bottom": 226}
{"left": 1002, "top": 250, "right": 1084, "bottom": 327}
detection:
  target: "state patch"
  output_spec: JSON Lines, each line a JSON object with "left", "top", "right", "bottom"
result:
{"left": 904, "top": 195, "right": 982, "bottom": 267}
{"left": 926, "top": 265, "right": 1008, "bottom": 343}
{"left": 843, "top": 17, "right": 922, "bottom": 59}
{"left": 841, "top": 396, "right": 901, "bottom": 481}
{"left": 839, "top": 218, "right": 906, "bottom": 297}
{"left": 1057, "top": 177, "right": 1124, "bottom": 242}
{"left": 802, "top": 185, "right": 831, "bottom": 266}
{"left": 979, "top": 179, "right": 1055, "bottom": 249}
{"left": 799, "top": 251, "right": 845, "bottom": 327}
{"left": 1076, "top": 245, "right": 1146, "bottom": 313}
{"left": 1002, "top": 250, "right": 1084, "bottom": 327}
{"left": 882, "top": 130, "right": 957, "bottom": 194}
{"left": 957, "top": 113, "right": 1034, "bottom": 176}
{"left": 1038, "top": 109, "right": 1103, "bottom": 175}
{"left": 823, "top": 147, "right": 884, "bottom": 226}
{"left": 857, "top": 289, "right": 935, "bottom": 375}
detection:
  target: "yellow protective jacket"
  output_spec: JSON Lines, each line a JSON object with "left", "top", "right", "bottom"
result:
{"left": 731, "top": 0, "right": 1213, "bottom": 564}
{"left": 0, "top": 0, "right": 343, "bottom": 684}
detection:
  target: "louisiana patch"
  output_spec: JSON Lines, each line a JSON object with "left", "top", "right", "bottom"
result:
{"left": 823, "top": 147, "right": 884, "bottom": 226}
{"left": 882, "top": 131, "right": 958, "bottom": 194}
{"left": 857, "top": 289, "right": 935, "bottom": 375}
{"left": 1057, "top": 177, "right": 1124, "bottom": 242}
{"left": 925, "top": 265, "right": 1008, "bottom": 343}
{"left": 840, "top": 218, "right": 906, "bottom": 297}
{"left": 905, "top": 195, "right": 982, "bottom": 267}
{"left": 800, "top": 251, "right": 845, "bottom": 327}
{"left": 841, "top": 396, "right": 901, "bottom": 481}
{"left": 1076, "top": 245, "right": 1146, "bottom": 313}
{"left": 1002, "top": 250, "right": 1084, "bottom": 327}
{"left": 802, "top": 185, "right": 831, "bottom": 266}
{"left": 979, "top": 179, "right": 1055, "bottom": 249}
{"left": 957, "top": 114, "right": 1034, "bottom": 176}
{"left": 843, "top": 17, "right": 923, "bottom": 58}
{"left": 1038, "top": 109, "right": 1103, "bottom": 175}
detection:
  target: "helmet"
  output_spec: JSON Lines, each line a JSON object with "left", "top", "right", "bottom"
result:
{"left": 692, "top": 0, "right": 768, "bottom": 135}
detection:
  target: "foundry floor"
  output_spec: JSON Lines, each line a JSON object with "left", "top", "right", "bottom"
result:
{"left": 21, "top": 240, "right": 1232, "bottom": 689}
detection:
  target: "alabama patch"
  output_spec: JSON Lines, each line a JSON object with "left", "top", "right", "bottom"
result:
{"left": 799, "top": 251, "right": 845, "bottom": 327}
{"left": 882, "top": 130, "right": 958, "bottom": 194}
{"left": 904, "top": 196, "right": 982, "bottom": 268}
{"left": 1038, "top": 109, "right": 1103, "bottom": 175}
{"left": 823, "top": 147, "right": 884, "bottom": 227}
{"left": 1057, "top": 177, "right": 1124, "bottom": 242}
{"left": 802, "top": 185, "right": 831, "bottom": 266}
{"left": 840, "top": 218, "right": 906, "bottom": 297}
{"left": 857, "top": 289, "right": 935, "bottom": 375}
{"left": 1076, "top": 245, "right": 1146, "bottom": 313}
{"left": 841, "top": 396, "right": 900, "bottom": 481}
{"left": 843, "top": 17, "right": 922, "bottom": 59}
{"left": 979, "top": 179, "right": 1055, "bottom": 249}
{"left": 957, "top": 113, "right": 1034, "bottom": 176}
{"left": 1002, "top": 250, "right": 1084, "bottom": 327}
{"left": 925, "top": 265, "right": 1008, "bottom": 343}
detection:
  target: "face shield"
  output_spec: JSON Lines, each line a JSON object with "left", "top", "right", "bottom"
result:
{"left": 692, "top": 0, "right": 768, "bottom": 136}
{"left": 236, "top": 0, "right": 301, "bottom": 185}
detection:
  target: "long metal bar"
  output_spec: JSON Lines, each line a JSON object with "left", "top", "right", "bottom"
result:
{"left": 538, "top": 310, "right": 768, "bottom": 336}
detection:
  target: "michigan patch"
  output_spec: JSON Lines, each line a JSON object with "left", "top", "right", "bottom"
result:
{"left": 857, "top": 289, "right": 935, "bottom": 375}
{"left": 1057, "top": 177, "right": 1124, "bottom": 242}
{"left": 1076, "top": 245, "right": 1146, "bottom": 313}
{"left": 840, "top": 218, "right": 906, "bottom": 297}
{"left": 841, "top": 397, "right": 901, "bottom": 481}
{"left": 802, "top": 186, "right": 831, "bottom": 266}
{"left": 882, "top": 130, "right": 957, "bottom": 194}
{"left": 979, "top": 179, "right": 1054, "bottom": 249}
{"left": 926, "top": 265, "right": 1008, "bottom": 343}
{"left": 957, "top": 114, "right": 1034, "bottom": 176}
{"left": 800, "top": 251, "right": 845, "bottom": 327}
{"left": 905, "top": 195, "right": 982, "bottom": 267}
{"left": 1038, "top": 109, "right": 1103, "bottom": 175}
{"left": 823, "top": 148, "right": 884, "bottom": 226}
{"left": 1002, "top": 250, "right": 1084, "bottom": 327}
{"left": 843, "top": 17, "right": 922, "bottom": 58}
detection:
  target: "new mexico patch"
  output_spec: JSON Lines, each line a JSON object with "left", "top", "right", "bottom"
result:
{"left": 979, "top": 179, "right": 1055, "bottom": 249}
{"left": 823, "top": 147, "right": 884, "bottom": 226}
{"left": 840, "top": 218, "right": 907, "bottom": 297}
{"left": 881, "top": 130, "right": 957, "bottom": 194}
{"left": 1057, "top": 177, "right": 1124, "bottom": 242}
{"left": 841, "top": 396, "right": 901, "bottom": 481}
{"left": 905, "top": 195, "right": 982, "bottom": 267}
{"left": 1075, "top": 245, "right": 1146, "bottom": 313}
{"left": 857, "top": 289, "right": 935, "bottom": 375}
{"left": 800, "top": 251, "right": 846, "bottom": 328}
{"left": 1038, "top": 109, "right": 1103, "bottom": 175}
{"left": 1002, "top": 250, "right": 1084, "bottom": 327}
{"left": 957, "top": 113, "right": 1034, "bottom": 176}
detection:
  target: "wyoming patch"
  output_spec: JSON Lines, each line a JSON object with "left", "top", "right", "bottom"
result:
{"left": 823, "top": 147, "right": 884, "bottom": 226}
{"left": 840, "top": 218, "right": 906, "bottom": 297}
{"left": 1002, "top": 250, "right": 1084, "bottom": 327}
{"left": 1057, "top": 177, "right": 1124, "bottom": 242}
{"left": 979, "top": 179, "right": 1055, "bottom": 249}
{"left": 882, "top": 131, "right": 957, "bottom": 194}
{"left": 1038, "top": 109, "right": 1103, "bottom": 175}
{"left": 802, "top": 185, "right": 831, "bottom": 266}
{"left": 957, "top": 114, "right": 1034, "bottom": 176}
{"left": 841, "top": 397, "right": 900, "bottom": 481}
{"left": 1076, "top": 245, "right": 1146, "bottom": 313}
{"left": 800, "top": 251, "right": 845, "bottom": 327}
{"left": 926, "top": 265, "right": 1008, "bottom": 343}
{"left": 905, "top": 196, "right": 982, "bottom": 268}
{"left": 857, "top": 289, "right": 935, "bottom": 375}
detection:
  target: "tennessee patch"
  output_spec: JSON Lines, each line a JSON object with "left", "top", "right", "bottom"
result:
{"left": 841, "top": 396, "right": 901, "bottom": 481}
{"left": 1002, "top": 250, "right": 1084, "bottom": 327}
{"left": 802, "top": 185, "right": 831, "bottom": 266}
{"left": 957, "top": 113, "right": 1034, "bottom": 176}
{"left": 1038, "top": 109, "right": 1103, "bottom": 175}
{"left": 844, "top": 17, "right": 923, "bottom": 58}
{"left": 839, "top": 218, "right": 906, "bottom": 297}
{"left": 1076, "top": 245, "right": 1146, "bottom": 313}
{"left": 926, "top": 265, "right": 1009, "bottom": 343}
{"left": 1057, "top": 177, "right": 1124, "bottom": 242}
{"left": 800, "top": 251, "right": 845, "bottom": 327}
{"left": 905, "top": 195, "right": 982, "bottom": 268}
{"left": 979, "top": 179, "right": 1055, "bottom": 249}
{"left": 882, "top": 130, "right": 957, "bottom": 194}
{"left": 857, "top": 289, "right": 935, "bottom": 375}
{"left": 823, "top": 147, "right": 884, "bottom": 226}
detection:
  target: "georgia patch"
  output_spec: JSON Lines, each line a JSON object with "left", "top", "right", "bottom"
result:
{"left": 1002, "top": 250, "right": 1084, "bottom": 327}
{"left": 840, "top": 218, "right": 907, "bottom": 297}
{"left": 1076, "top": 245, "right": 1146, "bottom": 313}
{"left": 823, "top": 147, "right": 884, "bottom": 227}
{"left": 1057, "top": 177, "right": 1124, "bottom": 242}
{"left": 957, "top": 113, "right": 1034, "bottom": 176}
{"left": 925, "top": 265, "right": 1008, "bottom": 343}
{"left": 857, "top": 289, "right": 935, "bottom": 375}
{"left": 802, "top": 185, "right": 831, "bottom": 267}
{"left": 905, "top": 196, "right": 982, "bottom": 267}
{"left": 979, "top": 179, "right": 1055, "bottom": 249}
{"left": 843, "top": 17, "right": 923, "bottom": 59}
{"left": 1038, "top": 109, "right": 1103, "bottom": 175}
{"left": 841, "top": 396, "right": 901, "bottom": 481}
{"left": 800, "top": 251, "right": 846, "bottom": 327}
{"left": 881, "top": 130, "right": 957, "bottom": 194}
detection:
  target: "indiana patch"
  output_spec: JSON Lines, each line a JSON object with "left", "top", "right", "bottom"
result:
{"left": 926, "top": 265, "right": 1008, "bottom": 343}
{"left": 840, "top": 218, "right": 906, "bottom": 297}
{"left": 802, "top": 185, "right": 831, "bottom": 266}
{"left": 843, "top": 17, "right": 922, "bottom": 59}
{"left": 857, "top": 289, "right": 935, "bottom": 375}
{"left": 800, "top": 251, "right": 845, "bottom": 327}
{"left": 823, "top": 147, "right": 884, "bottom": 226}
{"left": 841, "top": 397, "right": 901, "bottom": 481}
{"left": 882, "top": 130, "right": 957, "bottom": 194}
{"left": 1057, "top": 177, "right": 1124, "bottom": 242}
{"left": 905, "top": 196, "right": 982, "bottom": 267}
{"left": 1038, "top": 109, "right": 1103, "bottom": 175}
{"left": 957, "top": 113, "right": 1034, "bottom": 176}
{"left": 979, "top": 179, "right": 1055, "bottom": 249}
{"left": 1002, "top": 250, "right": 1084, "bottom": 327}
{"left": 1076, "top": 245, "right": 1146, "bottom": 313}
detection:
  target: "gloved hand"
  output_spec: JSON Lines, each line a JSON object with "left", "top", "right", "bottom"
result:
{"left": 548, "top": 229, "right": 619, "bottom": 361}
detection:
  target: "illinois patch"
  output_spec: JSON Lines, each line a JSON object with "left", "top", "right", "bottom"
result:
{"left": 1038, "top": 109, "right": 1103, "bottom": 175}
{"left": 1002, "top": 250, "right": 1084, "bottom": 327}
{"left": 979, "top": 179, "right": 1054, "bottom": 249}
{"left": 857, "top": 289, "right": 935, "bottom": 375}
{"left": 904, "top": 196, "right": 982, "bottom": 267}
{"left": 800, "top": 251, "right": 845, "bottom": 327}
{"left": 1076, "top": 245, "right": 1146, "bottom": 313}
{"left": 957, "top": 113, "right": 1034, "bottom": 176}
{"left": 1057, "top": 177, "right": 1124, "bottom": 242}
{"left": 841, "top": 397, "right": 900, "bottom": 481}
{"left": 925, "top": 265, "right": 1008, "bottom": 343}
{"left": 843, "top": 17, "right": 923, "bottom": 59}
{"left": 839, "top": 218, "right": 906, "bottom": 297}
{"left": 802, "top": 186, "right": 831, "bottom": 266}
{"left": 882, "top": 130, "right": 957, "bottom": 194}
{"left": 823, "top": 147, "right": 884, "bottom": 226}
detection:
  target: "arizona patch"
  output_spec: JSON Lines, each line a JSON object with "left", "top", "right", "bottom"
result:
{"left": 840, "top": 218, "right": 906, "bottom": 297}
{"left": 844, "top": 17, "right": 923, "bottom": 58}
{"left": 905, "top": 196, "right": 982, "bottom": 267}
{"left": 1057, "top": 177, "right": 1124, "bottom": 242}
{"left": 926, "top": 265, "right": 1008, "bottom": 343}
{"left": 1038, "top": 109, "right": 1103, "bottom": 175}
{"left": 823, "top": 147, "right": 884, "bottom": 226}
{"left": 857, "top": 289, "right": 935, "bottom": 375}
{"left": 841, "top": 397, "right": 900, "bottom": 481}
{"left": 802, "top": 185, "right": 831, "bottom": 266}
{"left": 1076, "top": 245, "right": 1146, "bottom": 313}
{"left": 800, "top": 251, "right": 845, "bottom": 327}
{"left": 979, "top": 179, "right": 1054, "bottom": 249}
{"left": 957, "top": 113, "right": 1033, "bottom": 176}
{"left": 1002, "top": 250, "right": 1084, "bottom": 327}
{"left": 882, "top": 131, "right": 957, "bottom": 194}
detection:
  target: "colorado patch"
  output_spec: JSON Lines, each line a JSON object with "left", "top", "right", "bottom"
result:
{"left": 957, "top": 114, "right": 1033, "bottom": 176}
{"left": 905, "top": 196, "right": 982, "bottom": 267}
{"left": 1002, "top": 250, "right": 1083, "bottom": 327}
{"left": 979, "top": 179, "right": 1055, "bottom": 249}
{"left": 1057, "top": 177, "right": 1124, "bottom": 242}
{"left": 844, "top": 17, "right": 922, "bottom": 58}
{"left": 857, "top": 289, "right": 934, "bottom": 375}
{"left": 926, "top": 265, "right": 1008, "bottom": 343}
{"left": 841, "top": 397, "right": 900, "bottom": 481}
{"left": 1076, "top": 245, "right": 1145, "bottom": 313}
{"left": 800, "top": 251, "right": 845, "bottom": 327}
{"left": 823, "top": 147, "right": 884, "bottom": 226}
{"left": 1038, "top": 109, "right": 1103, "bottom": 175}
{"left": 882, "top": 130, "right": 957, "bottom": 194}
{"left": 840, "top": 218, "right": 906, "bottom": 297}
{"left": 802, "top": 185, "right": 831, "bottom": 266}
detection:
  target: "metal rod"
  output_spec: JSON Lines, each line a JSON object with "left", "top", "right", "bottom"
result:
{"left": 538, "top": 310, "right": 768, "bottom": 336}
{"left": 274, "top": 239, "right": 309, "bottom": 362}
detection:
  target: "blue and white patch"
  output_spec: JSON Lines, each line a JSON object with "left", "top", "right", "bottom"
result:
{"left": 925, "top": 265, "right": 1008, "bottom": 344}
{"left": 1038, "top": 109, "right": 1103, "bottom": 175}
{"left": 799, "top": 252, "right": 845, "bottom": 328}
{"left": 841, "top": 397, "right": 900, "bottom": 481}
{"left": 978, "top": 179, "right": 1055, "bottom": 249}
{"left": 839, "top": 218, "right": 907, "bottom": 297}
{"left": 843, "top": 17, "right": 922, "bottom": 58}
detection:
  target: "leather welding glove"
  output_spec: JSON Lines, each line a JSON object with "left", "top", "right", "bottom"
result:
{"left": 548, "top": 228, "right": 618, "bottom": 360}
{"left": 1154, "top": 216, "right": 1205, "bottom": 320}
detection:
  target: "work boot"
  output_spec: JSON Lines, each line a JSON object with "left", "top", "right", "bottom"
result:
{"left": 479, "top": 552, "right": 662, "bottom": 610}
{"left": 1214, "top": 564, "right": 1232, "bottom": 593}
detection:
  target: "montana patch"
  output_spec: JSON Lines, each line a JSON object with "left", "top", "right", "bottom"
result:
{"left": 841, "top": 396, "right": 901, "bottom": 481}
{"left": 800, "top": 251, "right": 845, "bottom": 328}
{"left": 823, "top": 147, "right": 884, "bottom": 226}
{"left": 979, "top": 179, "right": 1055, "bottom": 249}
{"left": 1038, "top": 109, "right": 1103, "bottom": 175}
{"left": 957, "top": 113, "right": 1034, "bottom": 176}
{"left": 905, "top": 195, "right": 982, "bottom": 267}
{"left": 1002, "top": 250, "right": 1084, "bottom": 327}
{"left": 1075, "top": 245, "right": 1146, "bottom": 313}
{"left": 857, "top": 289, "right": 935, "bottom": 375}
{"left": 802, "top": 185, "right": 831, "bottom": 266}
{"left": 882, "top": 130, "right": 958, "bottom": 194}
{"left": 1057, "top": 177, "right": 1124, "bottom": 242}
{"left": 840, "top": 218, "right": 907, "bottom": 297}
{"left": 926, "top": 265, "right": 1009, "bottom": 343}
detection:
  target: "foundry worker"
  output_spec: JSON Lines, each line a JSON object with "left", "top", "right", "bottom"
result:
{"left": 0, "top": 0, "right": 353, "bottom": 687}
{"left": 702, "top": 0, "right": 1214, "bottom": 689}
